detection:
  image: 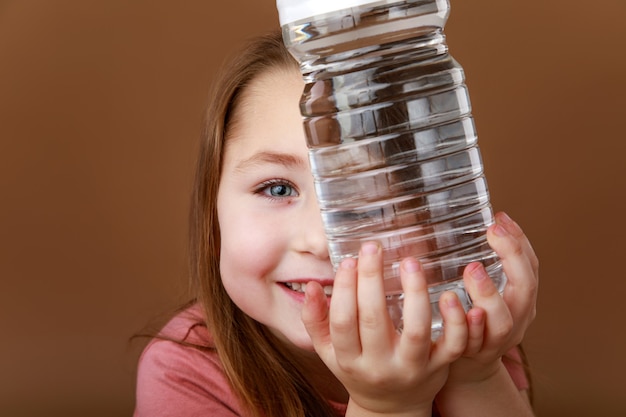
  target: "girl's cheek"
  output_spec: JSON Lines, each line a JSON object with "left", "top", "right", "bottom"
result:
{"left": 220, "top": 215, "right": 282, "bottom": 274}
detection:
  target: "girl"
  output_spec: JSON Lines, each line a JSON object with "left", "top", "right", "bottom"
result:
{"left": 134, "top": 31, "right": 538, "bottom": 417}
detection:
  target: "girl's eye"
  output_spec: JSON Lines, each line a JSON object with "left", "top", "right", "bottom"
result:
{"left": 268, "top": 184, "right": 293, "bottom": 197}
{"left": 256, "top": 180, "right": 299, "bottom": 199}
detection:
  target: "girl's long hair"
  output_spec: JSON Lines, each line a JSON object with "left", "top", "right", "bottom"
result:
{"left": 188, "top": 31, "right": 336, "bottom": 417}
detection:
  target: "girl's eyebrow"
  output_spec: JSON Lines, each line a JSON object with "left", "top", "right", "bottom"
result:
{"left": 236, "top": 151, "right": 307, "bottom": 172}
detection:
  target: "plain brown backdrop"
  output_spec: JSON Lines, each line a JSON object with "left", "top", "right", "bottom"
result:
{"left": 1, "top": 0, "right": 625, "bottom": 416}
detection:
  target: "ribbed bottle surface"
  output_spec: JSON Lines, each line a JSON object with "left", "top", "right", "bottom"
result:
{"left": 281, "top": 0, "right": 505, "bottom": 336}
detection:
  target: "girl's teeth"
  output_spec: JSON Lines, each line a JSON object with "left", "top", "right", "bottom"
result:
{"left": 285, "top": 282, "right": 333, "bottom": 296}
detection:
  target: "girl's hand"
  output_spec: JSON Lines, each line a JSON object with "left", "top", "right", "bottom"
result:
{"left": 302, "top": 242, "right": 469, "bottom": 417}
{"left": 445, "top": 212, "right": 539, "bottom": 386}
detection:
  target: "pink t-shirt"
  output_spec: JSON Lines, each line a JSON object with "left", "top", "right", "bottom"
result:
{"left": 134, "top": 304, "right": 529, "bottom": 416}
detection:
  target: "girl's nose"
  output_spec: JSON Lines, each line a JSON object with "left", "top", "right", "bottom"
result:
{"left": 294, "top": 194, "right": 329, "bottom": 260}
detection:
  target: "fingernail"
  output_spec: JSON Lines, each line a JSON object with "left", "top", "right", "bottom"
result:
{"left": 446, "top": 294, "right": 459, "bottom": 308}
{"left": 403, "top": 257, "right": 422, "bottom": 273}
{"left": 361, "top": 241, "right": 380, "bottom": 255}
{"left": 468, "top": 263, "right": 487, "bottom": 281}
{"left": 498, "top": 212, "right": 514, "bottom": 225}
{"left": 493, "top": 224, "right": 508, "bottom": 237}
{"left": 340, "top": 257, "right": 357, "bottom": 270}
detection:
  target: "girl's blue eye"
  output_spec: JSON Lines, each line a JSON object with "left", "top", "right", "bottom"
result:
{"left": 268, "top": 184, "right": 294, "bottom": 197}
{"left": 257, "top": 180, "right": 299, "bottom": 199}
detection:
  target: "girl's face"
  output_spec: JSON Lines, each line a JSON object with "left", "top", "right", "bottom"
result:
{"left": 217, "top": 68, "right": 334, "bottom": 351}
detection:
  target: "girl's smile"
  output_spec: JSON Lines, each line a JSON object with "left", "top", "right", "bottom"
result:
{"left": 282, "top": 281, "right": 334, "bottom": 296}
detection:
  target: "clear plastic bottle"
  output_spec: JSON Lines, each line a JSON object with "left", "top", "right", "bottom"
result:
{"left": 277, "top": 0, "right": 506, "bottom": 337}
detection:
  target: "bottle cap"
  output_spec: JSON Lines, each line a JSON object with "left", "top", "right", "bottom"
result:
{"left": 276, "top": 0, "right": 379, "bottom": 25}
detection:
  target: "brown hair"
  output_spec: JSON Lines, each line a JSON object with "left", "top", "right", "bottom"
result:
{"left": 188, "top": 30, "right": 336, "bottom": 417}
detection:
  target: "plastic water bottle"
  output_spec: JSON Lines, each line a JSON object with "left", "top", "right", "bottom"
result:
{"left": 277, "top": 0, "right": 506, "bottom": 337}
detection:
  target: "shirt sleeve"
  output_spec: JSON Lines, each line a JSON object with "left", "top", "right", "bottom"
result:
{"left": 134, "top": 338, "right": 244, "bottom": 417}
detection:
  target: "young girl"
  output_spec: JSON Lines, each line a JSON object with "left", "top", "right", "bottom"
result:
{"left": 134, "top": 31, "right": 538, "bottom": 417}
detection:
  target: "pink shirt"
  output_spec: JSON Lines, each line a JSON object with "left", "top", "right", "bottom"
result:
{"left": 134, "top": 304, "right": 529, "bottom": 416}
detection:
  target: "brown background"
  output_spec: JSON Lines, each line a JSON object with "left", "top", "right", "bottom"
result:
{"left": 1, "top": 0, "right": 625, "bottom": 416}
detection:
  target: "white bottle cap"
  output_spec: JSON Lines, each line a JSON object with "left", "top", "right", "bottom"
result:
{"left": 276, "top": 0, "right": 379, "bottom": 26}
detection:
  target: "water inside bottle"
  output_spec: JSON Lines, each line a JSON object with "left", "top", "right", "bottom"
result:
{"left": 283, "top": 0, "right": 506, "bottom": 336}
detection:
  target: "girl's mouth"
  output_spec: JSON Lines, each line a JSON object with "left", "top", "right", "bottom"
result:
{"left": 284, "top": 282, "right": 333, "bottom": 296}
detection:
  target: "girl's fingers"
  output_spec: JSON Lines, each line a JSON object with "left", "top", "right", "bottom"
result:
{"left": 463, "top": 262, "right": 513, "bottom": 345}
{"left": 327, "top": 257, "right": 361, "bottom": 361}
{"left": 431, "top": 291, "right": 468, "bottom": 365}
{"left": 397, "top": 257, "right": 433, "bottom": 361}
{"left": 355, "top": 242, "right": 395, "bottom": 355}
{"left": 487, "top": 215, "right": 538, "bottom": 326}
{"left": 301, "top": 281, "right": 333, "bottom": 355}
{"left": 495, "top": 212, "right": 539, "bottom": 278}
{"left": 464, "top": 307, "right": 486, "bottom": 355}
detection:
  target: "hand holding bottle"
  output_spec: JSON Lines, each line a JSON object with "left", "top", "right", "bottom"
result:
{"left": 302, "top": 242, "right": 470, "bottom": 417}
{"left": 444, "top": 212, "right": 538, "bottom": 385}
